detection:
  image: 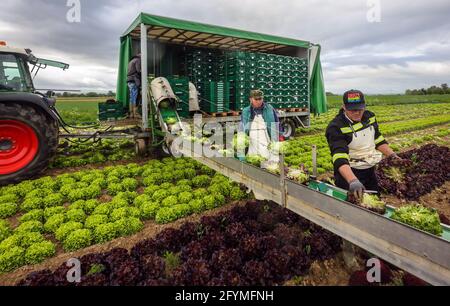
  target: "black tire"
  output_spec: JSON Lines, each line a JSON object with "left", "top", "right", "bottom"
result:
{"left": 135, "top": 138, "right": 149, "bottom": 157}
{"left": 0, "top": 102, "right": 59, "bottom": 186}
{"left": 281, "top": 118, "right": 296, "bottom": 139}
{"left": 155, "top": 141, "right": 172, "bottom": 158}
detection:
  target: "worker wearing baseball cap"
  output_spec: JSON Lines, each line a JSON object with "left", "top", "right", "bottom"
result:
{"left": 239, "top": 89, "right": 283, "bottom": 163}
{"left": 325, "top": 90, "right": 400, "bottom": 200}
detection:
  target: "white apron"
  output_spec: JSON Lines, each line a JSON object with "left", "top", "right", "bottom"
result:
{"left": 247, "top": 114, "right": 279, "bottom": 164}
{"left": 344, "top": 113, "right": 382, "bottom": 170}
{"left": 348, "top": 125, "right": 383, "bottom": 170}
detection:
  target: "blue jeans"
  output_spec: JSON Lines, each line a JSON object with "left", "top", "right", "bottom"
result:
{"left": 128, "top": 82, "right": 139, "bottom": 106}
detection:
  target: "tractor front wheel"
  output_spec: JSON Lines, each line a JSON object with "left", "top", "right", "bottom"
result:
{"left": 0, "top": 103, "right": 58, "bottom": 186}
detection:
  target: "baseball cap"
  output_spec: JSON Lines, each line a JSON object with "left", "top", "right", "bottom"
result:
{"left": 343, "top": 90, "right": 366, "bottom": 110}
{"left": 250, "top": 89, "right": 264, "bottom": 99}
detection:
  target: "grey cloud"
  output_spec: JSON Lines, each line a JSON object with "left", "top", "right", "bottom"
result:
{"left": 1, "top": 0, "right": 449, "bottom": 93}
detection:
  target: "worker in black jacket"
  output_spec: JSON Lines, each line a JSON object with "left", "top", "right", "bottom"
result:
{"left": 325, "top": 90, "right": 400, "bottom": 199}
{"left": 127, "top": 53, "right": 142, "bottom": 119}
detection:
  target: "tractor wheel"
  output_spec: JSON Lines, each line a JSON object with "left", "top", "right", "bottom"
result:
{"left": 135, "top": 138, "right": 148, "bottom": 156}
{"left": 157, "top": 140, "right": 183, "bottom": 158}
{"left": 281, "top": 118, "right": 296, "bottom": 139}
{"left": 156, "top": 141, "right": 172, "bottom": 158}
{"left": 0, "top": 102, "right": 59, "bottom": 186}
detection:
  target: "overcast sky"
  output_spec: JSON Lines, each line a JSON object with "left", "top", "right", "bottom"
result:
{"left": 1, "top": 0, "right": 449, "bottom": 94}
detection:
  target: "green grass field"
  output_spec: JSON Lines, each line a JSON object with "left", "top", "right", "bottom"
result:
{"left": 55, "top": 97, "right": 113, "bottom": 125}
{"left": 54, "top": 94, "right": 450, "bottom": 125}
{"left": 326, "top": 94, "right": 450, "bottom": 108}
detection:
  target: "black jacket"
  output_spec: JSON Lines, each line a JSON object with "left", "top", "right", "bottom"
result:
{"left": 127, "top": 56, "right": 142, "bottom": 87}
{"left": 325, "top": 108, "right": 388, "bottom": 173}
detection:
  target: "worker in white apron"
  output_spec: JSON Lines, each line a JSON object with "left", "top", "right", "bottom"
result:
{"left": 239, "top": 90, "right": 283, "bottom": 165}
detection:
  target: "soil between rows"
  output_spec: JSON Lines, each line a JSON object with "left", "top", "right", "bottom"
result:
{"left": 1, "top": 200, "right": 361, "bottom": 286}
{"left": 0, "top": 202, "right": 245, "bottom": 285}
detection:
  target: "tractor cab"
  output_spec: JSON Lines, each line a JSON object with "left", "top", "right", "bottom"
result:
{"left": 0, "top": 43, "right": 34, "bottom": 93}
{"left": 0, "top": 41, "right": 69, "bottom": 94}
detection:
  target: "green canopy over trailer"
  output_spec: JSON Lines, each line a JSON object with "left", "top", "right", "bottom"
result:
{"left": 116, "top": 12, "right": 327, "bottom": 121}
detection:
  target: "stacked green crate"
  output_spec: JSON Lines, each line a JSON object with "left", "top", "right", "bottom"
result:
{"left": 185, "top": 48, "right": 225, "bottom": 111}
{"left": 202, "top": 81, "right": 230, "bottom": 112}
{"left": 98, "top": 101, "right": 127, "bottom": 121}
{"left": 221, "top": 51, "right": 309, "bottom": 111}
{"left": 186, "top": 49, "right": 221, "bottom": 97}
{"left": 258, "top": 54, "right": 309, "bottom": 109}
{"left": 166, "top": 76, "right": 190, "bottom": 118}
{"left": 184, "top": 48, "right": 309, "bottom": 112}
{"left": 222, "top": 51, "right": 257, "bottom": 111}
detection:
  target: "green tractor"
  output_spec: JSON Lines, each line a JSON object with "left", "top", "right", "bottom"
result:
{"left": 0, "top": 42, "right": 69, "bottom": 186}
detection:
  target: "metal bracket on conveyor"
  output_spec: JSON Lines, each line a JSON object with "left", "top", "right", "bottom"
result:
{"left": 279, "top": 153, "right": 287, "bottom": 209}
{"left": 312, "top": 145, "right": 318, "bottom": 179}
{"left": 180, "top": 146, "right": 450, "bottom": 285}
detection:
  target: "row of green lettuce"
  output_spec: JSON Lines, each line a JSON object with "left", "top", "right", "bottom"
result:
{"left": 50, "top": 139, "right": 136, "bottom": 169}
{"left": 0, "top": 157, "right": 248, "bottom": 273}
{"left": 284, "top": 114, "right": 450, "bottom": 175}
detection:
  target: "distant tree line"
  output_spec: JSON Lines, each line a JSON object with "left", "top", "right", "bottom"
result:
{"left": 56, "top": 91, "right": 115, "bottom": 97}
{"left": 405, "top": 84, "right": 449, "bottom": 95}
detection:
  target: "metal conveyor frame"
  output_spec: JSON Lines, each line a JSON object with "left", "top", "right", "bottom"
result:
{"left": 181, "top": 149, "right": 450, "bottom": 285}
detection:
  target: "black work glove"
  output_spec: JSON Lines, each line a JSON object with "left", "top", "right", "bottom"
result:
{"left": 349, "top": 179, "right": 366, "bottom": 200}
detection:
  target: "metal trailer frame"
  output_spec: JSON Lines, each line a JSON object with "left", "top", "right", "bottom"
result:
{"left": 136, "top": 22, "right": 312, "bottom": 146}
{"left": 179, "top": 147, "right": 450, "bottom": 285}
{"left": 59, "top": 14, "right": 325, "bottom": 150}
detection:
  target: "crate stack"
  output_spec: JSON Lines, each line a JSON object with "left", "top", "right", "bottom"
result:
{"left": 219, "top": 51, "right": 258, "bottom": 111}
{"left": 223, "top": 51, "right": 309, "bottom": 110}
{"left": 185, "top": 49, "right": 222, "bottom": 99}
{"left": 166, "top": 76, "right": 190, "bottom": 118}
{"left": 183, "top": 48, "right": 309, "bottom": 113}
{"left": 263, "top": 54, "right": 309, "bottom": 109}
{"left": 202, "top": 81, "right": 230, "bottom": 113}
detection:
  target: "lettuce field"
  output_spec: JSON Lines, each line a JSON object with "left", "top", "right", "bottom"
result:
{"left": 0, "top": 97, "right": 449, "bottom": 286}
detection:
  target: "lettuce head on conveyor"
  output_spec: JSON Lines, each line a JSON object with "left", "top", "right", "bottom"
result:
{"left": 347, "top": 193, "right": 387, "bottom": 215}
{"left": 165, "top": 117, "right": 177, "bottom": 125}
{"left": 287, "top": 166, "right": 310, "bottom": 184}
{"left": 246, "top": 155, "right": 267, "bottom": 167}
{"left": 233, "top": 133, "right": 250, "bottom": 152}
{"left": 391, "top": 204, "right": 443, "bottom": 236}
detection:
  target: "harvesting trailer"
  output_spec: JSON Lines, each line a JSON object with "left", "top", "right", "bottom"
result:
{"left": 0, "top": 12, "right": 328, "bottom": 185}
{"left": 1, "top": 14, "right": 449, "bottom": 285}
{"left": 110, "top": 12, "right": 328, "bottom": 155}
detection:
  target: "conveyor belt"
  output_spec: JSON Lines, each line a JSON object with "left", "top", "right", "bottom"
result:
{"left": 181, "top": 149, "right": 450, "bottom": 285}
{"left": 308, "top": 180, "right": 450, "bottom": 241}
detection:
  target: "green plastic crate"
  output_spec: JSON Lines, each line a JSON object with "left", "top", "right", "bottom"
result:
{"left": 257, "top": 61, "right": 269, "bottom": 69}
{"left": 228, "top": 80, "right": 255, "bottom": 90}
{"left": 276, "top": 56, "right": 285, "bottom": 63}
{"left": 167, "top": 76, "right": 190, "bottom": 118}
{"left": 98, "top": 101, "right": 126, "bottom": 121}
{"left": 247, "top": 74, "right": 257, "bottom": 82}
{"left": 257, "top": 53, "right": 269, "bottom": 61}
{"left": 202, "top": 81, "right": 230, "bottom": 112}
{"left": 225, "top": 51, "right": 247, "bottom": 60}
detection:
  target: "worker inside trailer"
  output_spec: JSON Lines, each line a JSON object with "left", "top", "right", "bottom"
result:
{"left": 325, "top": 90, "right": 402, "bottom": 200}
{"left": 127, "top": 53, "right": 142, "bottom": 119}
{"left": 239, "top": 89, "right": 284, "bottom": 163}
